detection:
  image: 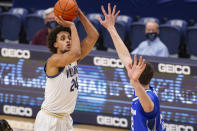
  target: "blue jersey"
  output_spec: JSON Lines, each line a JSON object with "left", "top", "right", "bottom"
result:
{"left": 131, "top": 87, "right": 166, "bottom": 131}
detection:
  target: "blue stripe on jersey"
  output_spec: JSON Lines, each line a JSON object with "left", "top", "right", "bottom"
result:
{"left": 131, "top": 87, "right": 166, "bottom": 131}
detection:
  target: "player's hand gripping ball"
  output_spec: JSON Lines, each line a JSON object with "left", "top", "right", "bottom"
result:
{"left": 54, "top": 0, "right": 78, "bottom": 21}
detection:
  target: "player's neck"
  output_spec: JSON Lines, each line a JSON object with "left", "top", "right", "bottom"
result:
{"left": 144, "top": 84, "right": 150, "bottom": 89}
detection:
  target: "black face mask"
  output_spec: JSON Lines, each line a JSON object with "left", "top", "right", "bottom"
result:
{"left": 145, "top": 32, "right": 158, "bottom": 41}
{"left": 46, "top": 21, "right": 58, "bottom": 29}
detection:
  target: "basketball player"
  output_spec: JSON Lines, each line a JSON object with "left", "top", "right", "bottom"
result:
{"left": 98, "top": 3, "right": 166, "bottom": 131}
{"left": 34, "top": 8, "right": 99, "bottom": 131}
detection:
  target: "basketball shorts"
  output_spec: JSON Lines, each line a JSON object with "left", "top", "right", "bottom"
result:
{"left": 34, "top": 109, "right": 73, "bottom": 131}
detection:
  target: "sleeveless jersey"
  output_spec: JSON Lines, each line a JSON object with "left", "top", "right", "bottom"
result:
{"left": 131, "top": 87, "right": 166, "bottom": 131}
{"left": 41, "top": 62, "right": 78, "bottom": 114}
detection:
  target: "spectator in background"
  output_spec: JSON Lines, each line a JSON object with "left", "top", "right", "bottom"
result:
{"left": 131, "top": 21, "right": 169, "bottom": 57}
{"left": 31, "top": 7, "right": 58, "bottom": 46}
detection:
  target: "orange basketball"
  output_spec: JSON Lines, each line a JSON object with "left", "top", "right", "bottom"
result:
{"left": 54, "top": 0, "right": 78, "bottom": 21}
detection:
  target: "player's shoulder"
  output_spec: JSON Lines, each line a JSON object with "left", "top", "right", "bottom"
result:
{"left": 146, "top": 88, "right": 159, "bottom": 100}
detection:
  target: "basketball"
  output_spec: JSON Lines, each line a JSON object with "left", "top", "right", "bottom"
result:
{"left": 54, "top": 0, "right": 78, "bottom": 21}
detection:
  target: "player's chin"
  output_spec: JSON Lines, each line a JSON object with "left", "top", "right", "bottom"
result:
{"left": 61, "top": 49, "right": 70, "bottom": 54}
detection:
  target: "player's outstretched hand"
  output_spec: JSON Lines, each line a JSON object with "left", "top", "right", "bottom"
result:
{"left": 97, "top": 3, "right": 120, "bottom": 30}
{"left": 127, "top": 55, "right": 146, "bottom": 81}
{"left": 55, "top": 16, "right": 74, "bottom": 27}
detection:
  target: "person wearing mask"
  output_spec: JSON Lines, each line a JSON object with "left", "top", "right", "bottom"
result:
{"left": 131, "top": 21, "right": 169, "bottom": 57}
{"left": 31, "top": 7, "right": 58, "bottom": 46}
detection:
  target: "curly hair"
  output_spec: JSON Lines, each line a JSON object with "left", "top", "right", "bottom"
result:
{"left": 48, "top": 25, "right": 71, "bottom": 54}
{"left": 139, "top": 61, "right": 154, "bottom": 86}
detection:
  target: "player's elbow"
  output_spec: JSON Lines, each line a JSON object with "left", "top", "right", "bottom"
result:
{"left": 89, "top": 30, "right": 99, "bottom": 42}
{"left": 95, "top": 30, "right": 99, "bottom": 40}
{"left": 72, "top": 50, "right": 81, "bottom": 59}
{"left": 144, "top": 103, "right": 154, "bottom": 113}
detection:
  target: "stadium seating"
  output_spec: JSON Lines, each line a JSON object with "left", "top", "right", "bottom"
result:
{"left": 129, "top": 17, "right": 159, "bottom": 50}
{"left": 101, "top": 15, "right": 132, "bottom": 51}
{"left": 186, "top": 23, "right": 197, "bottom": 59}
{"left": 25, "top": 10, "right": 45, "bottom": 43}
{"left": 75, "top": 13, "right": 104, "bottom": 50}
{"left": 86, "top": 13, "right": 103, "bottom": 32}
{"left": 75, "top": 18, "right": 86, "bottom": 42}
{"left": 0, "top": 10, "right": 2, "bottom": 40}
{"left": 0, "top": 8, "right": 28, "bottom": 43}
{"left": 159, "top": 19, "right": 188, "bottom": 55}
{"left": 86, "top": 13, "right": 104, "bottom": 50}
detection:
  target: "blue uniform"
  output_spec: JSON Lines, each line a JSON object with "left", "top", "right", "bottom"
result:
{"left": 131, "top": 87, "right": 166, "bottom": 131}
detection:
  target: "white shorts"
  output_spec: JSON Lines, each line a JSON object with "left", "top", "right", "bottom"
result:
{"left": 34, "top": 110, "right": 73, "bottom": 131}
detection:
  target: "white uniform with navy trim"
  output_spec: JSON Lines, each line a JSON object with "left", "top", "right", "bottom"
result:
{"left": 34, "top": 62, "right": 78, "bottom": 131}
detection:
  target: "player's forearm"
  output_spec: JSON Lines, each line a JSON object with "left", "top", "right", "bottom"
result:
{"left": 107, "top": 26, "right": 132, "bottom": 69}
{"left": 70, "top": 24, "right": 81, "bottom": 57}
{"left": 131, "top": 80, "right": 154, "bottom": 112}
{"left": 78, "top": 9, "right": 99, "bottom": 40}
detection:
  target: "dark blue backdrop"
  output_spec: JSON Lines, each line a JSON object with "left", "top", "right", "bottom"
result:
{"left": 12, "top": 0, "right": 197, "bottom": 21}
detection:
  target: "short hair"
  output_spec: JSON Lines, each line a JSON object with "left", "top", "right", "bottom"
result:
{"left": 139, "top": 61, "right": 154, "bottom": 86}
{"left": 48, "top": 25, "right": 71, "bottom": 54}
{"left": 44, "top": 7, "right": 54, "bottom": 19}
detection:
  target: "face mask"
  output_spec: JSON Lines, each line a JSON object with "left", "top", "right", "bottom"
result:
{"left": 46, "top": 21, "right": 58, "bottom": 28}
{"left": 145, "top": 32, "right": 158, "bottom": 41}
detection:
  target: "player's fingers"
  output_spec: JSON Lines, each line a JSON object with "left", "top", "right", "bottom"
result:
{"left": 114, "top": 10, "right": 120, "bottom": 19}
{"left": 97, "top": 16, "right": 103, "bottom": 24}
{"left": 140, "top": 59, "right": 145, "bottom": 69}
{"left": 101, "top": 5, "right": 107, "bottom": 16}
{"left": 108, "top": 3, "right": 111, "bottom": 15}
{"left": 127, "top": 63, "right": 132, "bottom": 70}
{"left": 55, "top": 16, "right": 62, "bottom": 24}
{"left": 112, "top": 5, "right": 116, "bottom": 16}
{"left": 138, "top": 56, "right": 143, "bottom": 66}
{"left": 142, "top": 63, "right": 146, "bottom": 71}
{"left": 133, "top": 55, "right": 137, "bottom": 66}
{"left": 59, "top": 16, "right": 65, "bottom": 22}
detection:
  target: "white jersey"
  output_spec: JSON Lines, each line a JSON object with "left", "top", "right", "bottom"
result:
{"left": 41, "top": 61, "right": 78, "bottom": 115}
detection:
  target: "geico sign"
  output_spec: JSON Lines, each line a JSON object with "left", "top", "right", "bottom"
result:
{"left": 158, "top": 63, "right": 191, "bottom": 75}
{"left": 97, "top": 115, "right": 128, "bottom": 128}
{"left": 3, "top": 105, "right": 32, "bottom": 117}
{"left": 165, "top": 123, "right": 194, "bottom": 131}
{"left": 1, "top": 48, "right": 30, "bottom": 59}
{"left": 93, "top": 57, "right": 124, "bottom": 68}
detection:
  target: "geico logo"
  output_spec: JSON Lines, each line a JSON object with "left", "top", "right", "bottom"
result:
{"left": 165, "top": 123, "right": 194, "bottom": 131}
{"left": 97, "top": 115, "right": 128, "bottom": 128}
{"left": 3, "top": 105, "right": 32, "bottom": 117}
{"left": 158, "top": 63, "right": 191, "bottom": 75}
{"left": 93, "top": 57, "right": 124, "bottom": 68}
{"left": 1, "top": 48, "right": 30, "bottom": 59}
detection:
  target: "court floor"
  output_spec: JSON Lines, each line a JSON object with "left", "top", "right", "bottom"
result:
{"left": 0, "top": 115, "right": 129, "bottom": 131}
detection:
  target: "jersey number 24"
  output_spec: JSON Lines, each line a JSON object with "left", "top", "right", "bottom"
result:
{"left": 70, "top": 77, "right": 78, "bottom": 92}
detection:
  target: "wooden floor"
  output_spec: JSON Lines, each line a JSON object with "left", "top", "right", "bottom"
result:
{"left": 0, "top": 115, "right": 129, "bottom": 131}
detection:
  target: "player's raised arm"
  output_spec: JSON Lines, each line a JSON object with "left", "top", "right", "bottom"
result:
{"left": 77, "top": 8, "right": 99, "bottom": 60}
{"left": 98, "top": 3, "right": 132, "bottom": 70}
{"left": 128, "top": 55, "right": 154, "bottom": 112}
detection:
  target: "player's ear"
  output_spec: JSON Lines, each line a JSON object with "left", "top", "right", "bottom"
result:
{"left": 54, "top": 42, "right": 58, "bottom": 48}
